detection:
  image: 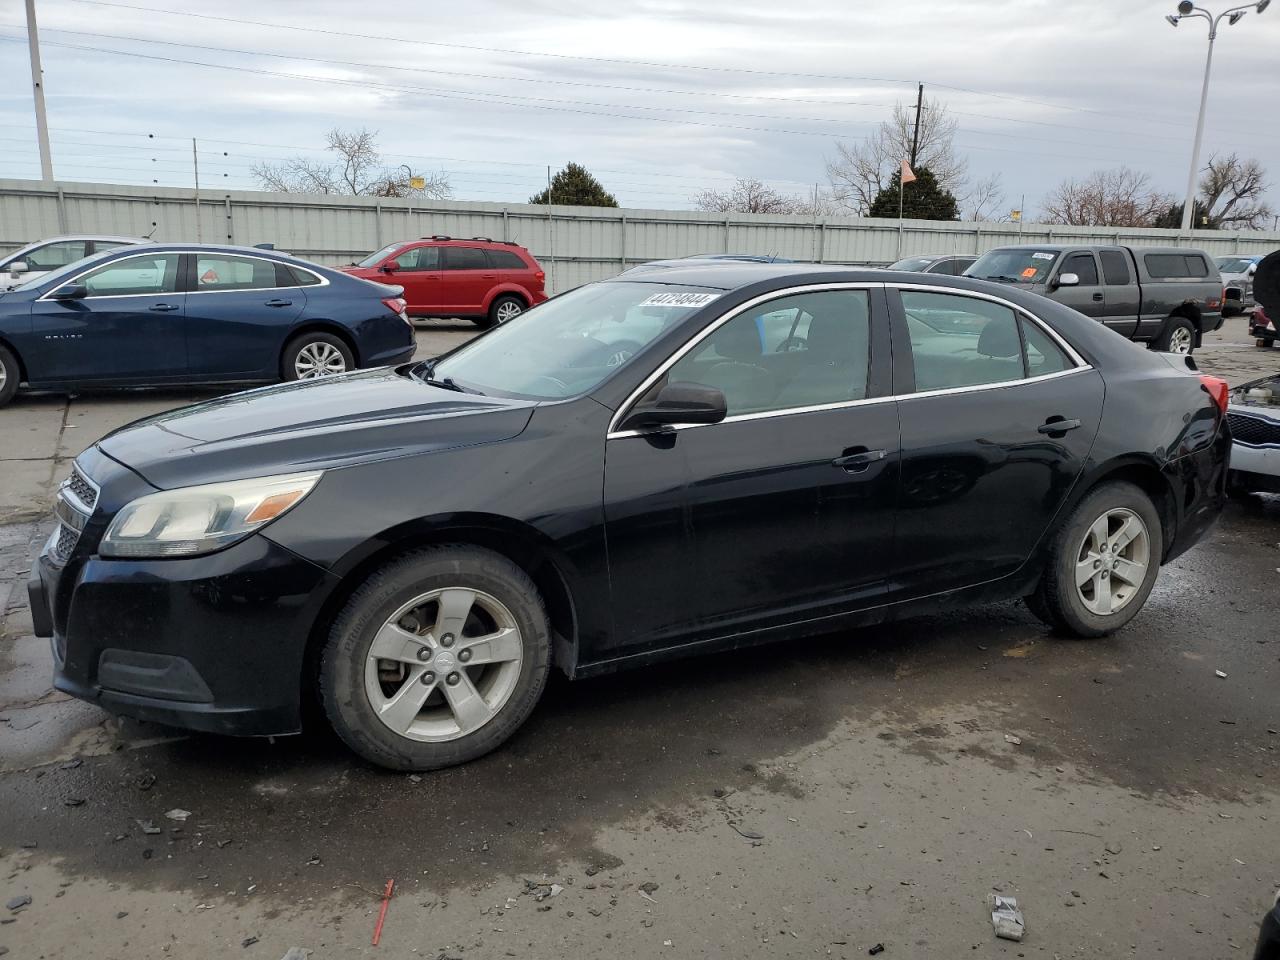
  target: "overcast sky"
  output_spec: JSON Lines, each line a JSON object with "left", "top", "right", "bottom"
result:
{"left": 1, "top": 0, "right": 1277, "bottom": 221}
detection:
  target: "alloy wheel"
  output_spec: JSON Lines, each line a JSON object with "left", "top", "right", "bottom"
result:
{"left": 1074, "top": 507, "right": 1150, "bottom": 616}
{"left": 364, "top": 587, "right": 524, "bottom": 742}
{"left": 294, "top": 341, "right": 347, "bottom": 378}
{"left": 0, "top": 361, "right": 6, "bottom": 392}
{"left": 1169, "top": 326, "right": 1193, "bottom": 354}
{"left": 495, "top": 301, "right": 523, "bottom": 324}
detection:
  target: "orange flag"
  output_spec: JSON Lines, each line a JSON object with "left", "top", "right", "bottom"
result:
{"left": 900, "top": 159, "right": 917, "bottom": 184}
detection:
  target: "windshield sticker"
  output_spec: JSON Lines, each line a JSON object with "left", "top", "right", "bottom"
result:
{"left": 1021, "top": 267, "right": 1039, "bottom": 278}
{"left": 1032, "top": 252, "right": 1055, "bottom": 260}
{"left": 639, "top": 292, "right": 720, "bottom": 308}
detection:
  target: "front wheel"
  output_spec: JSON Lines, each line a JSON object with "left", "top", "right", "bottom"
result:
{"left": 319, "top": 546, "right": 551, "bottom": 771}
{"left": 1154, "top": 317, "right": 1196, "bottom": 355}
{"left": 1028, "top": 481, "right": 1163, "bottom": 638}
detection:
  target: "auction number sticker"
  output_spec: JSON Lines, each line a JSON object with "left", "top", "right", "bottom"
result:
{"left": 639, "top": 292, "right": 720, "bottom": 308}
{"left": 1031, "top": 252, "right": 1055, "bottom": 260}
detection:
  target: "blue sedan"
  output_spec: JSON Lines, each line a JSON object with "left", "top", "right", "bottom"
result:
{"left": 0, "top": 243, "right": 417, "bottom": 407}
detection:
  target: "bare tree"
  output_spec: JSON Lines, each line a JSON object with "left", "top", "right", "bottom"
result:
{"left": 963, "top": 172, "right": 1007, "bottom": 222}
{"left": 252, "top": 127, "right": 451, "bottom": 199}
{"left": 693, "top": 177, "right": 812, "bottom": 215}
{"left": 1040, "top": 167, "right": 1174, "bottom": 227}
{"left": 826, "top": 96, "right": 968, "bottom": 215}
{"left": 1197, "top": 153, "right": 1272, "bottom": 230}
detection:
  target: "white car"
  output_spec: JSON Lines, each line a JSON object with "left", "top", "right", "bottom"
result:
{"left": 1227, "top": 373, "right": 1280, "bottom": 496}
{"left": 1215, "top": 254, "right": 1263, "bottom": 315}
{"left": 2, "top": 235, "right": 145, "bottom": 289}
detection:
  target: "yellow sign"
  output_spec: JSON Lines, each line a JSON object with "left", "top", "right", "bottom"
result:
{"left": 409, "top": 176, "right": 426, "bottom": 190}
{"left": 1010, "top": 209, "right": 1022, "bottom": 222}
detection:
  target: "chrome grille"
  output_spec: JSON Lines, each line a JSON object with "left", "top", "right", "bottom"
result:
{"left": 67, "top": 466, "right": 98, "bottom": 510}
{"left": 51, "top": 524, "right": 78, "bottom": 565}
{"left": 1228, "top": 412, "right": 1280, "bottom": 448}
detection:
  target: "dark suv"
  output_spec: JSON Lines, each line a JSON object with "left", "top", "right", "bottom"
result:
{"left": 342, "top": 237, "right": 547, "bottom": 327}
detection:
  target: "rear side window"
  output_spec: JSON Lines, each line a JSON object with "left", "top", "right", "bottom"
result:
{"left": 442, "top": 246, "right": 488, "bottom": 270}
{"left": 487, "top": 249, "right": 528, "bottom": 269}
{"left": 1021, "top": 318, "right": 1073, "bottom": 377}
{"left": 195, "top": 255, "right": 280, "bottom": 291}
{"left": 288, "top": 266, "right": 323, "bottom": 286}
{"left": 901, "top": 291, "right": 1024, "bottom": 392}
{"left": 1061, "top": 253, "right": 1099, "bottom": 285}
{"left": 1099, "top": 250, "right": 1131, "bottom": 285}
{"left": 1144, "top": 253, "right": 1210, "bottom": 279}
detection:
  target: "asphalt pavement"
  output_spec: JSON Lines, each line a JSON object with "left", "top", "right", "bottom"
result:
{"left": 0, "top": 316, "right": 1278, "bottom": 958}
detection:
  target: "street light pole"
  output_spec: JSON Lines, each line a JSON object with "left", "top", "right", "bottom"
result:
{"left": 1165, "top": 0, "right": 1271, "bottom": 234}
{"left": 24, "top": 0, "right": 54, "bottom": 182}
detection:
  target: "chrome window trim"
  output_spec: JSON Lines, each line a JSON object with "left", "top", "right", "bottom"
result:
{"left": 38, "top": 251, "right": 327, "bottom": 301}
{"left": 186, "top": 253, "right": 329, "bottom": 294}
{"left": 606, "top": 281, "right": 1093, "bottom": 441}
{"left": 606, "top": 282, "right": 882, "bottom": 437}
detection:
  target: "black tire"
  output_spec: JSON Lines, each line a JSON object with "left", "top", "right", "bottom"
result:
{"left": 0, "top": 343, "right": 19, "bottom": 408}
{"left": 281, "top": 332, "right": 354, "bottom": 381}
{"left": 1027, "top": 481, "right": 1164, "bottom": 638}
{"left": 1153, "top": 317, "right": 1196, "bottom": 355}
{"left": 319, "top": 546, "right": 551, "bottom": 771}
{"left": 488, "top": 294, "right": 526, "bottom": 327}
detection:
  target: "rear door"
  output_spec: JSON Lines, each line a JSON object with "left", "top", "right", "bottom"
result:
{"left": 1052, "top": 250, "right": 1105, "bottom": 319}
{"left": 439, "top": 245, "right": 492, "bottom": 315}
{"left": 184, "top": 253, "right": 305, "bottom": 378}
{"left": 1098, "top": 248, "right": 1140, "bottom": 338}
{"left": 888, "top": 285, "right": 1104, "bottom": 599}
{"left": 29, "top": 251, "right": 186, "bottom": 382}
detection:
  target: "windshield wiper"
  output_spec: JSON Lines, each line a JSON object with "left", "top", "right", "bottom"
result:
{"left": 980, "top": 275, "right": 1025, "bottom": 284}
{"left": 410, "top": 359, "right": 479, "bottom": 394}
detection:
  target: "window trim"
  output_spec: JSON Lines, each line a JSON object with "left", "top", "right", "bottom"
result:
{"left": 37, "top": 250, "right": 184, "bottom": 301}
{"left": 607, "top": 282, "right": 882, "bottom": 438}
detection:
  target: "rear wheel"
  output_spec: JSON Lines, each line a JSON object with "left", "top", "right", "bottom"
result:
{"left": 282, "top": 332, "right": 353, "bottom": 381}
{"left": 0, "top": 343, "right": 18, "bottom": 407}
{"left": 490, "top": 295, "right": 526, "bottom": 326}
{"left": 319, "top": 546, "right": 551, "bottom": 771}
{"left": 1154, "top": 317, "right": 1196, "bottom": 355}
{"left": 1028, "top": 481, "right": 1163, "bottom": 638}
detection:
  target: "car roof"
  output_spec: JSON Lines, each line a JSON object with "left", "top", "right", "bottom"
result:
{"left": 408, "top": 236, "right": 526, "bottom": 248}
{"left": 606, "top": 261, "right": 1009, "bottom": 291}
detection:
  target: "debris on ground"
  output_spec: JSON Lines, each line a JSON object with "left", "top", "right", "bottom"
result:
{"left": 59, "top": 759, "right": 82, "bottom": 770}
{"left": 241, "top": 936, "right": 259, "bottom": 948}
{"left": 869, "top": 944, "right": 885, "bottom": 955}
{"left": 63, "top": 797, "right": 84, "bottom": 807}
{"left": 639, "top": 882, "right": 660, "bottom": 896}
{"left": 164, "top": 808, "right": 191, "bottom": 822}
{"left": 134, "top": 773, "right": 157, "bottom": 791}
{"left": 1003, "top": 734, "right": 1022, "bottom": 746}
{"left": 731, "top": 824, "right": 765, "bottom": 840}
{"left": 371, "top": 878, "right": 394, "bottom": 947}
{"left": 279, "top": 950, "right": 312, "bottom": 960}
{"left": 116, "top": 911, "right": 128, "bottom": 919}
{"left": 988, "top": 894, "right": 1025, "bottom": 942}
{"left": 1215, "top": 670, "right": 1227, "bottom": 679}
{"left": 5, "top": 896, "right": 31, "bottom": 912}
{"left": 1105, "top": 841, "right": 1122, "bottom": 855}
{"left": 138, "top": 821, "right": 162, "bottom": 835}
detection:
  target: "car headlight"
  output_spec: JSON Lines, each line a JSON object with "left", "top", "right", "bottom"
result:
{"left": 100, "top": 472, "right": 322, "bottom": 558}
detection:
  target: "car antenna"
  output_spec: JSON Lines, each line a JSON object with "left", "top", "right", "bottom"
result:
{"left": 144, "top": 223, "right": 158, "bottom": 239}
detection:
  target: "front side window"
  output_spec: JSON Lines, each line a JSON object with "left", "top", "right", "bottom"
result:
{"left": 26, "top": 240, "right": 88, "bottom": 270}
{"left": 1061, "top": 253, "right": 1100, "bottom": 286}
{"left": 442, "top": 246, "right": 488, "bottom": 271}
{"left": 195, "top": 255, "right": 282, "bottom": 291}
{"left": 64, "top": 254, "right": 180, "bottom": 297}
{"left": 431, "top": 281, "right": 721, "bottom": 399}
{"left": 662, "top": 290, "right": 871, "bottom": 416}
{"left": 356, "top": 243, "right": 406, "bottom": 268}
{"left": 390, "top": 246, "right": 439, "bottom": 271}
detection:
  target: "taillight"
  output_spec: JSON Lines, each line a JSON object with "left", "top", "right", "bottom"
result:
{"left": 381, "top": 296, "right": 411, "bottom": 326}
{"left": 1199, "top": 374, "right": 1229, "bottom": 413}
{"left": 1207, "top": 289, "right": 1222, "bottom": 310}
{"left": 534, "top": 270, "right": 546, "bottom": 288}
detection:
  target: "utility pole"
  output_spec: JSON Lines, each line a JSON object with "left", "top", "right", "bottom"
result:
{"left": 25, "top": 0, "right": 54, "bottom": 182}
{"left": 192, "top": 138, "right": 202, "bottom": 242}
{"left": 909, "top": 82, "right": 924, "bottom": 169}
{"left": 545, "top": 165, "right": 555, "bottom": 295}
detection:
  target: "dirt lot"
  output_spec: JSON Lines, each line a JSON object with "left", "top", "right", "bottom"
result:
{"left": 1, "top": 316, "right": 1278, "bottom": 959}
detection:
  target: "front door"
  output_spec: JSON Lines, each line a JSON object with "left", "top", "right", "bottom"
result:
{"left": 387, "top": 245, "right": 443, "bottom": 314}
{"left": 29, "top": 252, "right": 186, "bottom": 382}
{"left": 185, "top": 252, "right": 306, "bottom": 378}
{"left": 1052, "top": 250, "right": 1106, "bottom": 319}
{"left": 889, "top": 286, "right": 1105, "bottom": 598}
{"left": 440, "top": 246, "right": 493, "bottom": 315}
{"left": 602, "top": 286, "right": 900, "bottom": 655}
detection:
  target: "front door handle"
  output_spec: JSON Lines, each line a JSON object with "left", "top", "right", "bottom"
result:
{"left": 832, "top": 447, "right": 887, "bottom": 473}
{"left": 1038, "top": 417, "right": 1082, "bottom": 435}
{"left": 264, "top": 299, "right": 293, "bottom": 307}
{"left": 1091, "top": 292, "right": 1104, "bottom": 302}
{"left": 148, "top": 303, "right": 180, "bottom": 312}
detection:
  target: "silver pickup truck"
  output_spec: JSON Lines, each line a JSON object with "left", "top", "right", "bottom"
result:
{"left": 966, "top": 244, "right": 1223, "bottom": 354}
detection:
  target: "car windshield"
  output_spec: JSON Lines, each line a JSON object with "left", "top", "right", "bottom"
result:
{"left": 966, "top": 249, "right": 1059, "bottom": 284}
{"left": 888, "top": 257, "right": 935, "bottom": 271}
{"left": 1216, "top": 256, "right": 1256, "bottom": 274}
{"left": 355, "top": 243, "right": 406, "bottom": 267}
{"left": 426, "top": 281, "right": 723, "bottom": 400}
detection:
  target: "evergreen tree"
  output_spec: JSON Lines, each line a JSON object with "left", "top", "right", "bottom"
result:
{"left": 867, "top": 165, "right": 958, "bottom": 221}
{"left": 529, "top": 163, "right": 619, "bottom": 207}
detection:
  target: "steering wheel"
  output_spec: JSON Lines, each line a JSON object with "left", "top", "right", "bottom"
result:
{"left": 777, "top": 335, "right": 808, "bottom": 352}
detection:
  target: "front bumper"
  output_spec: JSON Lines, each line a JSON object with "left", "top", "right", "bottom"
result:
{"left": 31, "top": 527, "right": 336, "bottom": 737}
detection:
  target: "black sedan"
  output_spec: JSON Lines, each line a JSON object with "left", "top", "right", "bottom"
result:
{"left": 0, "top": 243, "right": 416, "bottom": 407}
{"left": 28, "top": 264, "right": 1230, "bottom": 770}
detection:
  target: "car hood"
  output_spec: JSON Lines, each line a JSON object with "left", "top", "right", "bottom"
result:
{"left": 97, "top": 368, "right": 537, "bottom": 489}
{"left": 1229, "top": 373, "right": 1280, "bottom": 420}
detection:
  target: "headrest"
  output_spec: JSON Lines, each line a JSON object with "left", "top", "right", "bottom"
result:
{"left": 712, "top": 319, "right": 763, "bottom": 360}
{"left": 977, "top": 320, "right": 1022, "bottom": 359}
{"left": 806, "top": 312, "right": 859, "bottom": 359}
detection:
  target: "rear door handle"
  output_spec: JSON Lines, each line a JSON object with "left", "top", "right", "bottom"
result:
{"left": 1038, "top": 417, "right": 1082, "bottom": 435}
{"left": 1091, "top": 292, "right": 1104, "bottom": 302}
{"left": 148, "top": 303, "right": 180, "bottom": 312}
{"left": 832, "top": 447, "right": 887, "bottom": 473}
{"left": 264, "top": 299, "right": 293, "bottom": 307}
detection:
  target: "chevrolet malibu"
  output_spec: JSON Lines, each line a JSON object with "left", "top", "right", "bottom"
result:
{"left": 0, "top": 243, "right": 416, "bottom": 407}
{"left": 28, "top": 264, "right": 1230, "bottom": 771}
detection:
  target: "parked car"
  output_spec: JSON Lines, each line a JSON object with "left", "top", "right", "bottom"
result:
{"left": 3, "top": 235, "right": 145, "bottom": 289}
{"left": 887, "top": 254, "right": 977, "bottom": 275}
{"left": 1226, "top": 373, "right": 1280, "bottom": 496}
{"left": 624, "top": 254, "right": 797, "bottom": 275}
{"left": 1252, "top": 249, "right": 1280, "bottom": 347}
{"left": 965, "top": 244, "right": 1223, "bottom": 354}
{"left": 0, "top": 243, "right": 415, "bottom": 407}
{"left": 1252, "top": 305, "right": 1277, "bottom": 347}
{"left": 1215, "top": 253, "right": 1263, "bottom": 315}
{"left": 28, "top": 263, "right": 1230, "bottom": 771}
{"left": 341, "top": 236, "right": 546, "bottom": 327}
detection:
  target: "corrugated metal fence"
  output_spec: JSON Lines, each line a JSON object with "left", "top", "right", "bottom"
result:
{"left": 3, "top": 178, "right": 1278, "bottom": 295}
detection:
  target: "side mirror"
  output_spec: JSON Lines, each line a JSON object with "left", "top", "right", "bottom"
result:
{"left": 619, "top": 381, "right": 728, "bottom": 432}
{"left": 380, "top": 261, "right": 399, "bottom": 273}
{"left": 1055, "top": 272, "right": 1080, "bottom": 288}
{"left": 1247, "top": 263, "right": 1257, "bottom": 276}
{"left": 8, "top": 261, "right": 28, "bottom": 279}
{"left": 51, "top": 282, "right": 88, "bottom": 300}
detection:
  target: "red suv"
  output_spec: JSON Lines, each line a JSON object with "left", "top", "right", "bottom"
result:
{"left": 342, "top": 237, "right": 546, "bottom": 327}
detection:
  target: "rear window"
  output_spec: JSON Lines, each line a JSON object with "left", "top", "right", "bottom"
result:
{"left": 1144, "top": 253, "right": 1210, "bottom": 279}
{"left": 487, "top": 249, "right": 528, "bottom": 269}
